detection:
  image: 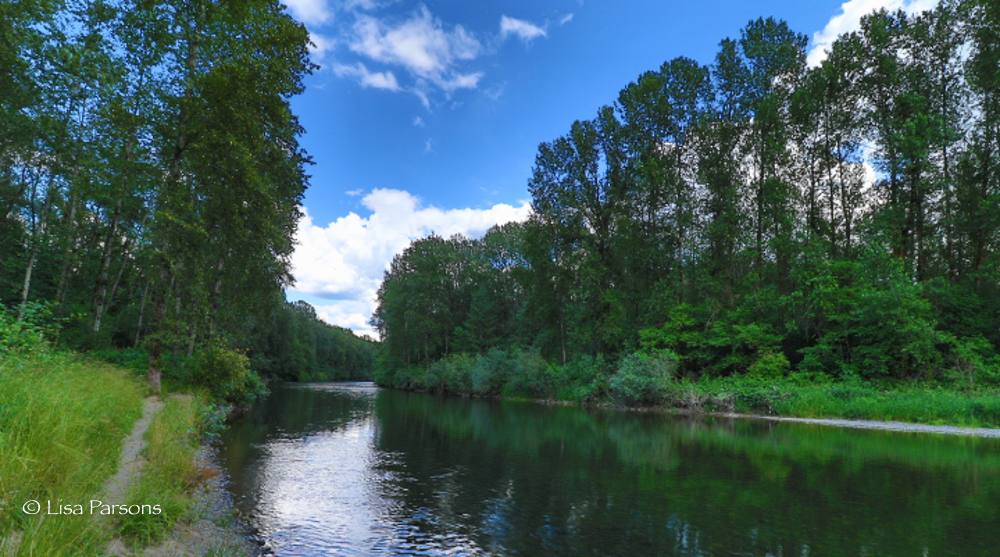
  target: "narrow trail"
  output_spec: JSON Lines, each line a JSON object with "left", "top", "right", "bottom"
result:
{"left": 103, "top": 396, "right": 166, "bottom": 505}
{"left": 102, "top": 394, "right": 254, "bottom": 557}
{"left": 102, "top": 396, "right": 165, "bottom": 557}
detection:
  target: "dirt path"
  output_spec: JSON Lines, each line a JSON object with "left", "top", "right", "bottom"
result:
{"left": 103, "top": 396, "right": 166, "bottom": 504}
{"left": 102, "top": 395, "right": 256, "bottom": 557}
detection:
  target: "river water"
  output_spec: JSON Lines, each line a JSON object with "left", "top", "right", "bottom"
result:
{"left": 217, "top": 382, "right": 1000, "bottom": 556}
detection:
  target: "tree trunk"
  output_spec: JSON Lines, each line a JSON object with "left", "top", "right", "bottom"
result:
{"left": 146, "top": 0, "right": 205, "bottom": 393}
{"left": 134, "top": 279, "right": 150, "bottom": 348}
{"left": 208, "top": 257, "right": 225, "bottom": 337}
{"left": 17, "top": 176, "right": 54, "bottom": 320}
{"left": 93, "top": 197, "right": 123, "bottom": 333}
{"left": 55, "top": 193, "right": 79, "bottom": 310}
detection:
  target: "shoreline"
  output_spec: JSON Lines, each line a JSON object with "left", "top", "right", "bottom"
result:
{"left": 130, "top": 444, "right": 260, "bottom": 557}
{"left": 385, "top": 384, "right": 1000, "bottom": 439}
{"left": 720, "top": 412, "right": 1000, "bottom": 438}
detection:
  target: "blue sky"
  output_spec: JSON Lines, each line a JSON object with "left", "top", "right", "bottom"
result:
{"left": 281, "top": 0, "right": 939, "bottom": 336}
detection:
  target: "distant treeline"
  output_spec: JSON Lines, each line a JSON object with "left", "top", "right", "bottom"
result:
{"left": 257, "top": 301, "right": 375, "bottom": 382}
{"left": 373, "top": 1, "right": 1000, "bottom": 395}
{"left": 0, "top": 0, "right": 374, "bottom": 385}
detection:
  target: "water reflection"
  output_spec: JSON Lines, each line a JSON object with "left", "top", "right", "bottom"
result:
{"left": 218, "top": 383, "right": 1000, "bottom": 556}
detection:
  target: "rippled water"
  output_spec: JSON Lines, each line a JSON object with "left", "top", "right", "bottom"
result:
{"left": 217, "top": 382, "right": 1000, "bottom": 556}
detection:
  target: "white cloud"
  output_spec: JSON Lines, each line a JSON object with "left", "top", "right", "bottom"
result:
{"left": 312, "top": 300, "right": 376, "bottom": 337}
{"left": 413, "top": 88, "right": 431, "bottom": 109}
{"left": 333, "top": 62, "right": 401, "bottom": 90}
{"left": 290, "top": 189, "right": 532, "bottom": 336}
{"left": 283, "top": 0, "right": 333, "bottom": 26}
{"left": 343, "top": 0, "right": 381, "bottom": 10}
{"left": 423, "top": 138, "right": 433, "bottom": 153}
{"left": 808, "top": 0, "right": 940, "bottom": 66}
{"left": 559, "top": 13, "right": 574, "bottom": 26}
{"left": 308, "top": 32, "right": 336, "bottom": 63}
{"left": 348, "top": 7, "right": 482, "bottom": 92}
{"left": 500, "top": 15, "right": 547, "bottom": 43}
{"left": 436, "top": 71, "right": 483, "bottom": 92}
{"left": 412, "top": 116, "right": 424, "bottom": 127}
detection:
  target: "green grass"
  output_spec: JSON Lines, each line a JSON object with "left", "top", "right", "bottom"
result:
{"left": 0, "top": 351, "right": 145, "bottom": 556}
{"left": 683, "top": 377, "right": 1000, "bottom": 428}
{"left": 116, "top": 395, "right": 209, "bottom": 546}
{"left": 0, "top": 350, "right": 224, "bottom": 555}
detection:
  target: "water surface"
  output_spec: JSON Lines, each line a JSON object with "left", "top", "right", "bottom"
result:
{"left": 218, "top": 382, "right": 1000, "bottom": 556}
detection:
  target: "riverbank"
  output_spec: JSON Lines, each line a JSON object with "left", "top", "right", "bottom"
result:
{"left": 0, "top": 351, "right": 255, "bottom": 556}
{"left": 375, "top": 350, "right": 1000, "bottom": 429}
{"left": 730, "top": 413, "right": 1000, "bottom": 437}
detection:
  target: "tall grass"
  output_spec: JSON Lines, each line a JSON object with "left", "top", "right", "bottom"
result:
{"left": 683, "top": 377, "right": 1000, "bottom": 427}
{"left": 116, "top": 396, "right": 207, "bottom": 546}
{"left": 0, "top": 351, "right": 144, "bottom": 556}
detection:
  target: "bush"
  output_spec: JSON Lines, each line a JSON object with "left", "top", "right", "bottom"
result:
{"left": 469, "top": 349, "right": 509, "bottom": 396}
{"left": 556, "top": 355, "right": 609, "bottom": 401}
{"left": 190, "top": 343, "right": 267, "bottom": 406}
{"left": 608, "top": 351, "right": 679, "bottom": 406}
{"left": 503, "top": 349, "right": 558, "bottom": 399}
{"left": 89, "top": 347, "right": 149, "bottom": 375}
{"left": 943, "top": 334, "right": 1000, "bottom": 390}
{"left": 748, "top": 350, "right": 790, "bottom": 379}
{"left": 0, "top": 302, "right": 54, "bottom": 355}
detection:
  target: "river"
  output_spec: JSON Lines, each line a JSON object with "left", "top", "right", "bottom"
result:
{"left": 217, "top": 382, "right": 1000, "bottom": 556}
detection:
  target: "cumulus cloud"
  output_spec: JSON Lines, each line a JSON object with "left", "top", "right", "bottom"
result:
{"left": 283, "top": 0, "right": 333, "bottom": 26}
{"left": 348, "top": 6, "right": 483, "bottom": 93}
{"left": 308, "top": 32, "right": 336, "bottom": 64}
{"left": 808, "top": 0, "right": 940, "bottom": 66}
{"left": 291, "top": 189, "right": 532, "bottom": 336}
{"left": 500, "top": 15, "right": 547, "bottom": 43}
{"left": 333, "top": 61, "right": 401, "bottom": 90}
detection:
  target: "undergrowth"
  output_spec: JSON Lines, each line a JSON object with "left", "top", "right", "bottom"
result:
{"left": 116, "top": 396, "right": 214, "bottom": 546}
{"left": 0, "top": 351, "right": 144, "bottom": 556}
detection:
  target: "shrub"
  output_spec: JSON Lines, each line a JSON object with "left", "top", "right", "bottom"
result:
{"left": 748, "top": 350, "right": 790, "bottom": 379}
{"left": 556, "top": 355, "right": 609, "bottom": 401}
{"left": 608, "top": 351, "right": 679, "bottom": 406}
{"left": 470, "top": 349, "right": 509, "bottom": 396}
{"left": 0, "top": 302, "right": 54, "bottom": 355}
{"left": 503, "top": 349, "right": 558, "bottom": 399}
{"left": 190, "top": 343, "right": 267, "bottom": 406}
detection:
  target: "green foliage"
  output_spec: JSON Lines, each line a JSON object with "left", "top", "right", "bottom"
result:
{"left": 0, "top": 351, "right": 144, "bottom": 555}
{"left": 941, "top": 334, "right": 1000, "bottom": 390}
{"left": 799, "top": 245, "right": 942, "bottom": 380}
{"left": 556, "top": 355, "right": 610, "bottom": 401}
{"left": 190, "top": 343, "right": 268, "bottom": 407}
{"left": 359, "top": 3, "right": 989, "bottom": 394}
{"left": 0, "top": 302, "right": 52, "bottom": 355}
{"left": 0, "top": 0, "right": 338, "bottom": 394}
{"left": 608, "top": 351, "right": 680, "bottom": 406}
{"left": 254, "top": 300, "right": 376, "bottom": 382}
{"left": 749, "top": 350, "right": 791, "bottom": 379}
{"left": 502, "top": 349, "right": 560, "bottom": 399}
{"left": 117, "top": 396, "right": 205, "bottom": 545}
{"left": 88, "top": 347, "right": 150, "bottom": 375}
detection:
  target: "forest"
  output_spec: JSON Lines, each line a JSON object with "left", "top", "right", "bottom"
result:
{"left": 372, "top": 0, "right": 1000, "bottom": 404}
{"left": 0, "top": 0, "right": 375, "bottom": 393}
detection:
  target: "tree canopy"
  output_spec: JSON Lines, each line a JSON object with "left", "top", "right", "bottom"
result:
{"left": 373, "top": 2, "right": 1000, "bottom": 392}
